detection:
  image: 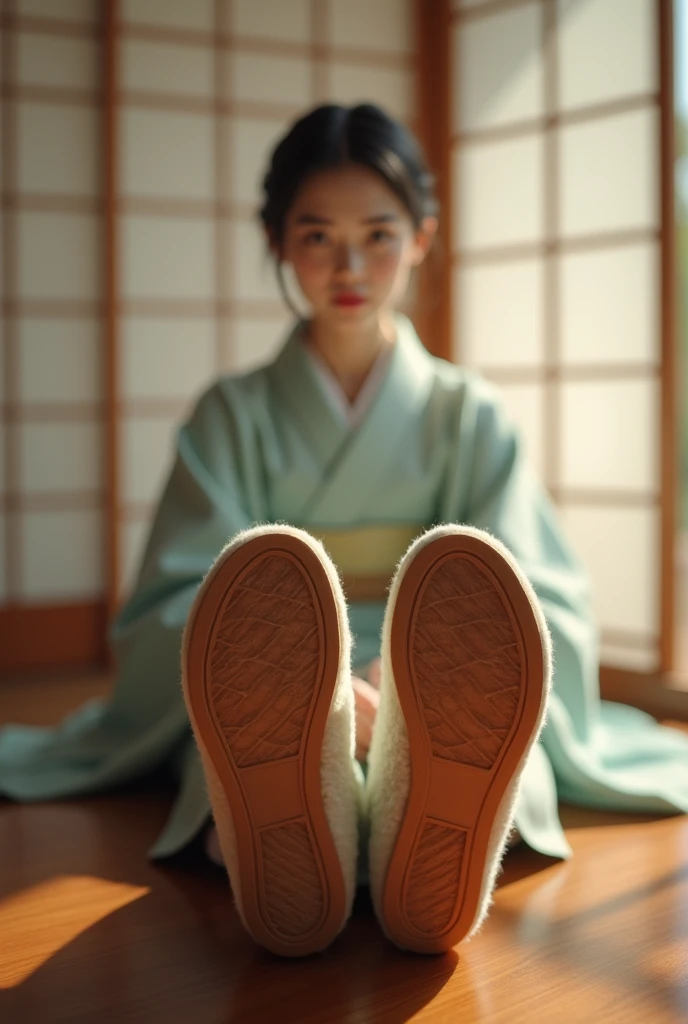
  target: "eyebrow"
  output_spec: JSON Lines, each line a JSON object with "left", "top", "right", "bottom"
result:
{"left": 295, "top": 213, "right": 401, "bottom": 225}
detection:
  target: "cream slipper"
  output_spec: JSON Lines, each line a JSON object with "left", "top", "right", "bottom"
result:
{"left": 182, "top": 525, "right": 359, "bottom": 957}
{"left": 366, "top": 525, "right": 552, "bottom": 954}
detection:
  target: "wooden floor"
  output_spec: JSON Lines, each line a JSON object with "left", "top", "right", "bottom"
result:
{"left": 1, "top": 676, "right": 687, "bottom": 1023}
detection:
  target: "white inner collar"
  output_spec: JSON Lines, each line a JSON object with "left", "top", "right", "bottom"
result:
{"left": 304, "top": 336, "right": 394, "bottom": 429}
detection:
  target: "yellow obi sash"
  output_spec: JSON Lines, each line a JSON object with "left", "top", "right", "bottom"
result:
{"left": 312, "top": 525, "right": 424, "bottom": 602}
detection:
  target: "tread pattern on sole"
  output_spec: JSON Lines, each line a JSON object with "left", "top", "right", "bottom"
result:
{"left": 197, "top": 547, "right": 341, "bottom": 952}
{"left": 260, "top": 822, "right": 324, "bottom": 938}
{"left": 386, "top": 550, "right": 532, "bottom": 949}
{"left": 413, "top": 558, "right": 522, "bottom": 770}
{"left": 405, "top": 823, "right": 467, "bottom": 935}
{"left": 209, "top": 556, "right": 320, "bottom": 768}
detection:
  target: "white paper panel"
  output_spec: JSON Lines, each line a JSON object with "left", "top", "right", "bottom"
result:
{"left": 121, "top": 216, "right": 214, "bottom": 300}
{"left": 18, "top": 318, "right": 101, "bottom": 404}
{"left": 599, "top": 641, "right": 659, "bottom": 672}
{"left": 16, "top": 33, "right": 98, "bottom": 91}
{"left": 17, "top": 102, "right": 99, "bottom": 196}
{"left": 230, "top": 53, "right": 311, "bottom": 107}
{"left": 560, "top": 505, "right": 659, "bottom": 634}
{"left": 559, "top": 109, "right": 658, "bottom": 237}
{"left": 121, "top": 0, "right": 214, "bottom": 31}
{"left": 496, "top": 382, "right": 544, "bottom": 478}
{"left": 560, "top": 379, "right": 659, "bottom": 492}
{"left": 231, "top": 316, "right": 292, "bottom": 373}
{"left": 19, "top": 422, "right": 103, "bottom": 495}
{"left": 230, "top": 221, "right": 281, "bottom": 303}
{"left": 121, "top": 416, "right": 178, "bottom": 505}
{"left": 328, "top": 64, "right": 413, "bottom": 121}
{"left": 18, "top": 0, "right": 98, "bottom": 21}
{"left": 119, "top": 516, "right": 150, "bottom": 599}
{"left": 328, "top": 0, "right": 412, "bottom": 53}
{"left": 229, "top": 117, "right": 291, "bottom": 206}
{"left": 454, "top": 3, "right": 543, "bottom": 133}
{"left": 455, "top": 135, "right": 544, "bottom": 250}
{"left": 20, "top": 510, "right": 103, "bottom": 600}
{"left": 121, "top": 109, "right": 214, "bottom": 200}
{"left": 231, "top": 0, "right": 311, "bottom": 43}
{"left": 557, "top": 0, "right": 656, "bottom": 111}
{"left": 456, "top": 259, "right": 543, "bottom": 367}
{"left": 121, "top": 39, "right": 214, "bottom": 99}
{"left": 122, "top": 318, "right": 216, "bottom": 400}
{"left": 17, "top": 212, "right": 101, "bottom": 301}
{"left": 560, "top": 243, "right": 659, "bottom": 365}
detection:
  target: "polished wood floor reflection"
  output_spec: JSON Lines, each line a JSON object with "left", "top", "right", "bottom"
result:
{"left": 1, "top": 676, "right": 687, "bottom": 1023}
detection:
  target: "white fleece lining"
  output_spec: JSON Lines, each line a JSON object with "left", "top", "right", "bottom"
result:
{"left": 366, "top": 524, "right": 553, "bottom": 944}
{"left": 181, "top": 524, "right": 361, "bottom": 938}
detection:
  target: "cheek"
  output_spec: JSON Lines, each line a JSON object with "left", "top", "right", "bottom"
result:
{"left": 289, "top": 250, "right": 331, "bottom": 293}
{"left": 369, "top": 248, "right": 408, "bottom": 288}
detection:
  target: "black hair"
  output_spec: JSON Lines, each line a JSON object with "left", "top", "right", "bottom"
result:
{"left": 259, "top": 103, "right": 438, "bottom": 249}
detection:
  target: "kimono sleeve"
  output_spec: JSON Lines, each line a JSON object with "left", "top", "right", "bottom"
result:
{"left": 444, "top": 379, "right": 601, "bottom": 747}
{"left": 106, "top": 382, "right": 256, "bottom": 729}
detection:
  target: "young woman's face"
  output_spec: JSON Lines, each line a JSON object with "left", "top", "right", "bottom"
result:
{"left": 279, "top": 165, "right": 436, "bottom": 330}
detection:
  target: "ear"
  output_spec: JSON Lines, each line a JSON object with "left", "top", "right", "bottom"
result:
{"left": 410, "top": 216, "right": 438, "bottom": 267}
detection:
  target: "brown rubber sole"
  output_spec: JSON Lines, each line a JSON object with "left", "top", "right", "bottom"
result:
{"left": 183, "top": 532, "right": 347, "bottom": 957}
{"left": 382, "top": 533, "right": 546, "bottom": 953}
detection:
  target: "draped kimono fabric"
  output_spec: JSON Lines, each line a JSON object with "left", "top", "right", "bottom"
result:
{"left": 2, "top": 316, "right": 687, "bottom": 861}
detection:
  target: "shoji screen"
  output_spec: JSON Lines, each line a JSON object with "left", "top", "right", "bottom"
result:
{"left": 114, "top": 0, "right": 415, "bottom": 601}
{"left": 1, "top": 0, "right": 105, "bottom": 667}
{"left": 451, "top": 0, "right": 667, "bottom": 672}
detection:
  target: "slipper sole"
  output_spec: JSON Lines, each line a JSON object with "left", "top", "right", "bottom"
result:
{"left": 382, "top": 532, "right": 545, "bottom": 953}
{"left": 183, "top": 532, "right": 347, "bottom": 957}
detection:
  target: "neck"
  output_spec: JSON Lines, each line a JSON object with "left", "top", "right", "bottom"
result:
{"left": 307, "top": 313, "right": 397, "bottom": 403}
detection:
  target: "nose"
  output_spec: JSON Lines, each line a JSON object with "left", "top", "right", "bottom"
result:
{"left": 335, "top": 243, "right": 365, "bottom": 276}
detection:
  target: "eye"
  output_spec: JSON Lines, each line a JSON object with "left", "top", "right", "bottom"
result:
{"left": 303, "top": 230, "right": 330, "bottom": 246}
{"left": 369, "top": 227, "right": 395, "bottom": 244}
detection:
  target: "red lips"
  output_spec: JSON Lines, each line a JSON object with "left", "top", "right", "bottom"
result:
{"left": 333, "top": 293, "right": 366, "bottom": 307}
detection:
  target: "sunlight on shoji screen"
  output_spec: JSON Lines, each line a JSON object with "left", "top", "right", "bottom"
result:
{"left": 556, "top": 0, "right": 656, "bottom": 110}
{"left": 452, "top": 0, "right": 547, "bottom": 476}
{"left": 556, "top": 0, "right": 661, "bottom": 670}
{"left": 6, "top": 1, "right": 104, "bottom": 604}
{"left": 118, "top": 2, "right": 217, "bottom": 596}
{"left": 228, "top": 112, "right": 293, "bottom": 370}
{"left": 225, "top": 0, "right": 308, "bottom": 380}
{"left": 224, "top": 1, "right": 310, "bottom": 405}
{"left": 326, "top": 0, "right": 415, "bottom": 128}
{"left": 452, "top": 0, "right": 662, "bottom": 670}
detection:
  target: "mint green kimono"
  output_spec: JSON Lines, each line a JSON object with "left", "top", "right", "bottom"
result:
{"left": 2, "top": 316, "right": 687, "bottom": 861}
